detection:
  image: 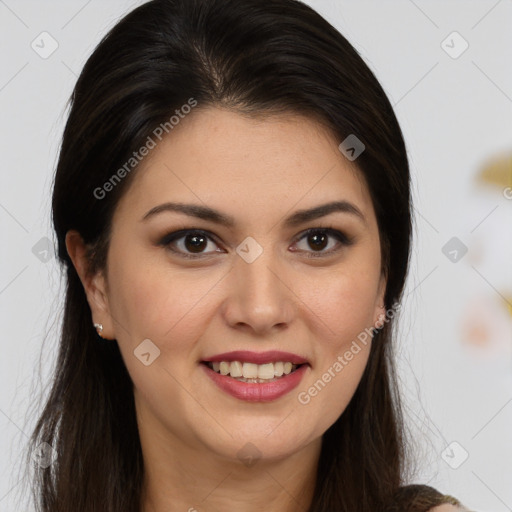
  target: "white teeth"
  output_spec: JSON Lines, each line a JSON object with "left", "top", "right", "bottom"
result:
{"left": 242, "top": 362, "right": 259, "bottom": 379}
{"left": 207, "top": 360, "right": 300, "bottom": 379}
{"left": 219, "top": 361, "right": 230, "bottom": 375}
{"left": 230, "top": 361, "right": 243, "bottom": 378}
{"left": 257, "top": 363, "right": 274, "bottom": 380}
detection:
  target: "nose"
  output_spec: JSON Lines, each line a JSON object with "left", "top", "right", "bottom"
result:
{"left": 221, "top": 246, "right": 296, "bottom": 335}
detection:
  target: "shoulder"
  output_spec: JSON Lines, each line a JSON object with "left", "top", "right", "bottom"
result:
{"left": 385, "top": 484, "right": 465, "bottom": 512}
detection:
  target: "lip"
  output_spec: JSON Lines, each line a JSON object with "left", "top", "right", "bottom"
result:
{"left": 201, "top": 350, "right": 309, "bottom": 365}
{"left": 200, "top": 362, "right": 309, "bottom": 402}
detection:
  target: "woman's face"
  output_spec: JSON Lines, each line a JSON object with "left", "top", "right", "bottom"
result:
{"left": 75, "top": 107, "right": 386, "bottom": 463}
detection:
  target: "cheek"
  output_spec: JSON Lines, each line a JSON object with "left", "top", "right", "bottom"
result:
{"left": 295, "top": 268, "right": 375, "bottom": 431}
{"left": 297, "top": 343, "right": 371, "bottom": 438}
{"left": 302, "top": 272, "right": 375, "bottom": 375}
{"left": 105, "top": 253, "right": 219, "bottom": 406}
{"left": 292, "top": 257, "right": 379, "bottom": 423}
{"left": 300, "top": 261, "right": 381, "bottom": 346}
{"left": 106, "top": 247, "right": 222, "bottom": 347}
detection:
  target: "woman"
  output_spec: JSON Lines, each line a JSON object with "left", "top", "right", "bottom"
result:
{"left": 26, "top": 0, "right": 469, "bottom": 510}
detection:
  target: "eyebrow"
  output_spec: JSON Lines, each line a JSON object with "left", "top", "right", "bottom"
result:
{"left": 141, "top": 200, "right": 366, "bottom": 227}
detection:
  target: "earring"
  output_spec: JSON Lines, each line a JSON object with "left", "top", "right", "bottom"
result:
{"left": 93, "top": 323, "right": 104, "bottom": 338}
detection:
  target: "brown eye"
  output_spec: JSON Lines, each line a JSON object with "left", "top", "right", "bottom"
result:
{"left": 159, "top": 230, "right": 222, "bottom": 258}
{"left": 292, "top": 228, "right": 353, "bottom": 257}
{"left": 306, "top": 232, "right": 328, "bottom": 251}
{"left": 183, "top": 233, "right": 208, "bottom": 253}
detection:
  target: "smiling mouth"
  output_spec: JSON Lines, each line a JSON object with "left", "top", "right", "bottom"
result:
{"left": 201, "top": 360, "right": 306, "bottom": 383}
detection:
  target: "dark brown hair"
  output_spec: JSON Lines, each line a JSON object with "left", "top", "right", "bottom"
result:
{"left": 25, "top": 0, "right": 417, "bottom": 510}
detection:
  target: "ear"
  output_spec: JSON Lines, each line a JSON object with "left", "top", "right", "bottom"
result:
{"left": 65, "top": 230, "right": 115, "bottom": 339}
{"left": 373, "top": 271, "right": 387, "bottom": 329}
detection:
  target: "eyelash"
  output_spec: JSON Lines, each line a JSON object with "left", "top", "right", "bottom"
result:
{"left": 158, "top": 227, "right": 354, "bottom": 260}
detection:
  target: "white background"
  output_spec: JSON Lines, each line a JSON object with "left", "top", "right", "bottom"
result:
{"left": 1, "top": 1, "right": 511, "bottom": 510}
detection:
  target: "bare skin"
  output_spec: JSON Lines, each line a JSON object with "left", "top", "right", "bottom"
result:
{"left": 67, "top": 107, "right": 387, "bottom": 512}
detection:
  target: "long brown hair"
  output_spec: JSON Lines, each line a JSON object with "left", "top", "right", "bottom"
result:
{"left": 24, "top": 0, "right": 414, "bottom": 510}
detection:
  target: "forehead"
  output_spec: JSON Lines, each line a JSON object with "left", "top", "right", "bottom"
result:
{"left": 115, "top": 107, "right": 374, "bottom": 225}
